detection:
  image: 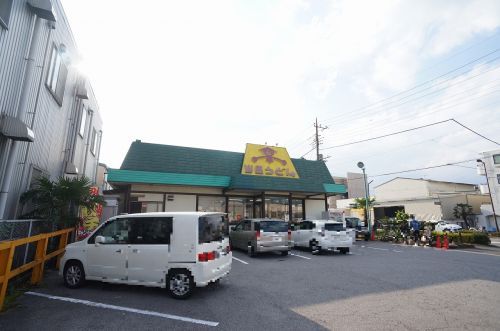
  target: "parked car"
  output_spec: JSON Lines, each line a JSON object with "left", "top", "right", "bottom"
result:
{"left": 292, "top": 220, "right": 352, "bottom": 254}
{"left": 60, "top": 212, "right": 232, "bottom": 299}
{"left": 345, "top": 216, "right": 367, "bottom": 239}
{"left": 229, "top": 218, "right": 291, "bottom": 257}
{"left": 434, "top": 221, "right": 462, "bottom": 232}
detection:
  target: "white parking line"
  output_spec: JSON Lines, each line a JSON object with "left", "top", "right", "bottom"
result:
{"left": 25, "top": 292, "right": 219, "bottom": 327}
{"left": 448, "top": 249, "right": 500, "bottom": 258}
{"left": 392, "top": 250, "right": 403, "bottom": 253}
{"left": 232, "top": 256, "right": 249, "bottom": 264}
{"left": 290, "top": 253, "right": 311, "bottom": 260}
{"left": 366, "top": 247, "right": 389, "bottom": 251}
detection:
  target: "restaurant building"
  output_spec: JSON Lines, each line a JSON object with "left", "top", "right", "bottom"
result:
{"left": 107, "top": 140, "right": 346, "bottom": 223}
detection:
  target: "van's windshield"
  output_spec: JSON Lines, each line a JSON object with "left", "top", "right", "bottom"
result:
{"left": 258, "top": 221, "right": 289, "bottom": 233}
{"left": 325, "top": 223, "right": 345, "bottom": 231}
{"left": 199, "top": 215, "right": 228, "bottom": 243}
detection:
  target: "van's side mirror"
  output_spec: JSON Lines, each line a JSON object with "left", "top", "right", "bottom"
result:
{"left": 95, "top": 235, "right": 105, "bottom": 244}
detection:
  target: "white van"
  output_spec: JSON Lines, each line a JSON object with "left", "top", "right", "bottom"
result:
{"left": 60, "top": 212, "right": 232, "bottom": 299}
{"left": 292, "top": 220, "right": 353, "bottom": 254}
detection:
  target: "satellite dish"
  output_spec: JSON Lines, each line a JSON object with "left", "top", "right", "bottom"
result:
{"left": 357, "top": 162, "right": 364, "bottom": 169}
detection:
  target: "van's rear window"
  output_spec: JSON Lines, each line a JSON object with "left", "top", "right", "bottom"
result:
{"left": 325, "top": 223, "right": 345, "bottom": 231}
{"left": 259, "top": 221, "right": 288, "bottom": 233}
{"left": 199, "top": 215, "right": 228, "bottom": 243}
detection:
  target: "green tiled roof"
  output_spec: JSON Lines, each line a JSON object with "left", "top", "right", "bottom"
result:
{"left": 107, "top": 169, "right": 230, "bottom": 187}
{"left": 323, "top": 183, "right": 347, "bottom": 194}
{"left": 113, "top": 140, "right": 339, "bottom": 194}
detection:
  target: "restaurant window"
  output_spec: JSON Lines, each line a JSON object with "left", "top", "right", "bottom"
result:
{"left": 46, "top": 44, "right": 68, "bottom": 105}
{"left": 228, "top": 197, "right": 253, "bottom": 223}
{"left": 291, "top": 199, "right": 304, "bottom": 222}
{"left": 265, "top": 197, "right": 289, "bottom": 220}
{"left": 130, "top": 193, "right": 164, "bottom": 213}
{"left": 197, "top": 196, "right": 226, "bottom": 213}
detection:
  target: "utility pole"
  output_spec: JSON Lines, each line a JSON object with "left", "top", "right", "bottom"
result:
{"left": 314, "top": 118, "right": 328, "bottom": 161}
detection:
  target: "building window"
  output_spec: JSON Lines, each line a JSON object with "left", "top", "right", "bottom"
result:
{"left": 197, "top": 196, "right": 226, "bottom": 213}
{"left": 228, "top": 197, "right": 253, "bottom": 223}
{"left": 129, "top": 193, "right": 164, "bottom": 213}
{"left": 291, "top": 199, "right": 304, "bottom": 222}
{"left": 0, "top": 0, "right": 13, "bottom": 29}
{"left": 493, "top": 154, "right": 500, "bottom": 165}
{"left": 79, "top": 108, "right": 87, "bottom": 137}
{"left": 265, "top": 197, "right": 289, "bottom": 220}
{"left": 46, "top": 45, "right": 68, "bottom": 105}
{"left": 497, "top": 174, "right": 500, "bottom": 185}
{"left": 90, "top": 128, "right": 97, "bottom": 155}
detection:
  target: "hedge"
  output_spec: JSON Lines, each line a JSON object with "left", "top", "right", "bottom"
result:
{"left": 432, "top": 231, "right": 490, "bottom": 245}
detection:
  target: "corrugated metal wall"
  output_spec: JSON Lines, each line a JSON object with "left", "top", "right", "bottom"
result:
{"left": 0, "top": 0, "right": 103, "bottom": 219}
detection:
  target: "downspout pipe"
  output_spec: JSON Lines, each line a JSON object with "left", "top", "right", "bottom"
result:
{"left": 0, "top": 16, "right": 43, "bottom": 219}
{"left": 14, "top": 21, "right": 54, "bottom": 217}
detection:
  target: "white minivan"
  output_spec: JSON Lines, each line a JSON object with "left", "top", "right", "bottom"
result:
{"left": 292, "top": 220, "right": 353, "bottom": 254}
{"left": 60, "top": 212, "right": 232, "bottom": 299}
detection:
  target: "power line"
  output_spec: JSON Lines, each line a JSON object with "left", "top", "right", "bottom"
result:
{"left": 323, "top": 58, "right": 500, "bottom": 128}
{"left": 344, "top": 159, "right": 478, "bottom": 181}
{"left": 323, "top": 48, "right": 500, "bottom": 125}
{"left": 369, "top": 159, "right": 477, "bottom": 178}
{"left": 322, "top": 119, "right": 452, "bottom": 150}
{"left": 451, "top": 119, "right": 500, "bottom": 146}
{"left": 321, "top": 117, "right": 500, "bottom": 151}
{"left": 300, "top": 146, "right": 316, "bottom": 158}
{"left": 325, "top": 84, "right": 500, "bottom": 143}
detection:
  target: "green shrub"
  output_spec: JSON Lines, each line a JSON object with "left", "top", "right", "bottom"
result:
{"left": 433, "top": 231, "right": 490, "bottom": 245}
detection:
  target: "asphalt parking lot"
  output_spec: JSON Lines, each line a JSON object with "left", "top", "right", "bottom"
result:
{"left": 1, "top": 242, "right": 500, "bottom": 331}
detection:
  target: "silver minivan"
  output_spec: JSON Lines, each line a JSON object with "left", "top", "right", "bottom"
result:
{"left": 229, "top": 218, "right": 291, "bottom": 257}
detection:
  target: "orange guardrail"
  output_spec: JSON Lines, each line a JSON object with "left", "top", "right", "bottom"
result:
{"left": 0, "top": 227, "right": 73, "bottom": 310}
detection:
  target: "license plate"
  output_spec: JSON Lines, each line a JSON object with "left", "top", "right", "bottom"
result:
{"left": 273, "top": 237, "right": 282, "bottom": 241}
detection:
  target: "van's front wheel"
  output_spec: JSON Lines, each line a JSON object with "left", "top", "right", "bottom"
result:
{"left": 168, "top": 270, "right": 194, "bottom": 299}
{"left": 63, "top": 261, "right": 86, "bottom": 289}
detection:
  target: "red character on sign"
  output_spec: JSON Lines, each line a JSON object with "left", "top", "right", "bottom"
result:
{"left": 251, "top": 147, "right": 287, "bottom": 165}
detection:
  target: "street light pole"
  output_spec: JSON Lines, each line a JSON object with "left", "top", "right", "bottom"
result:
{"left": 477, "top": 159, "right": 499, "bottom": 232}
{"left": 357, "top": 162, "right": 370, "bottom": 237}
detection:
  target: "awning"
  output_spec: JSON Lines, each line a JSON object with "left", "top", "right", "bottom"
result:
{"left": 323, "top": 183, "right": 347, "bottom": 194}
{"left": 108, "top": 169, "right": 231, "bottom": 188}
{"left": 0, "top": 115, "right": 34, "bottom": 142}
{"left": 28, "top": 0, "right": 57, "bottom": 22}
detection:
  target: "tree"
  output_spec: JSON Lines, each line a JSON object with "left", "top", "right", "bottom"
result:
{"left": 353, "top": 197, "right": 375, "bottom": 223}
{"left": 20, "top": 176, "right": 105, "bottom": 229}
{"left": 453, "top": 203, "right": 473, "bottom": 229}
{"left": 395, "top": 210, "right": 409, "bottom": 221}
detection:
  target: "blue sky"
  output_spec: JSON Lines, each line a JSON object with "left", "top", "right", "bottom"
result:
{"left": 61, "top": 0, "right": 500, "bottom": 187}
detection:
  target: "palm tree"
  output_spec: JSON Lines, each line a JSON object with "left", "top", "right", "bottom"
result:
{"left": 20, "top": 176, "right": 105, "bottom": 229}
{"left": 453, "top": 203, "right": 473, "bottom": 229}
{"left": 353, "top": 197, "right": 375, "bottom": 224}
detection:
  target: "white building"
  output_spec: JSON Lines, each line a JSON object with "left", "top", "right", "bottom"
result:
{"left": 373, "top": 177, "right": 489, "bottom": 223}
{"left": 0, "top": 0, "right": 103, "bottom": 219}
{"left": 478, "top": 150, "right": 500, "bottom": 231}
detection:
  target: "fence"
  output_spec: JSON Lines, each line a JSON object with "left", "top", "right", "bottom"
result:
{"left": 0, "top": 227, "right": 73, "bottom": 311}
{"left": 0, "top": 220, "right": 56, "bottom": 270}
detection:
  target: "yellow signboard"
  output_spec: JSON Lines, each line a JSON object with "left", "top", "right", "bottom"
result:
{"left": 241, "top": 144, "right": 299, "bottom": 179}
